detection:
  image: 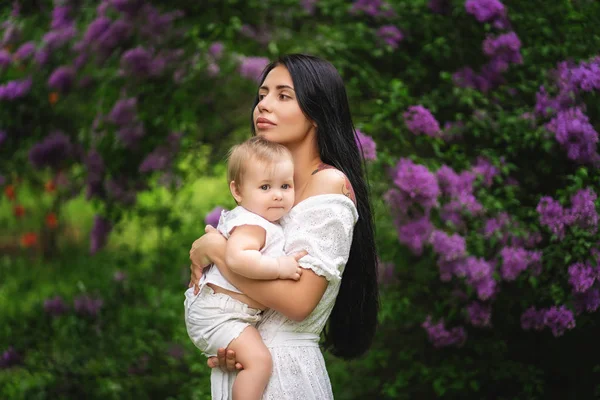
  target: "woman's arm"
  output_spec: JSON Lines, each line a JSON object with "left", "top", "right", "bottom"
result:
{"left": 189, "top": 228, "right": 227, "bottom": 295}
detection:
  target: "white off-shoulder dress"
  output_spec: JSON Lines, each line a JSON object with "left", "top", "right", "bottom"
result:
{"left": 210, "top": 194, "right": 358, "bottom": 400}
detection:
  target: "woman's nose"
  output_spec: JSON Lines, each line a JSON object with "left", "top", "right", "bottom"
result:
{"left": 257, "top": 96, "right": 272, "bottom": 112}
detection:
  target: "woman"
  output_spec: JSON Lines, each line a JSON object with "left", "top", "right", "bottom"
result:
{"left": 189, "top": 54, "right": 379, "bottom": 399}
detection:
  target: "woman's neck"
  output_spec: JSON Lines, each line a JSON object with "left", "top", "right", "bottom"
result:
{"left": 287, "top": 135, "right": 321, "bottom": 202}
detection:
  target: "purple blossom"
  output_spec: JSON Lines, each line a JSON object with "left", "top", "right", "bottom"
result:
{"left": 139, "top": 146, "right": 171, "bottom": 173}
{"left": 466, "top": 302, "right": 492, "bottom": 327}
{"left": 436, "top": 166, "right": 476, "bottom": 198}
{"left": 0, "top": 77, "right": 32, "bottom": 100}
{"left": 109, "top": 98, "right": 137, "bottom": 126}
{"left": 462, "top": 256, "right": 496, "bottom": 300}
{"left": 238, "top": 56, "right": 269, "bottom": 82}
{"left": 14, "top": 41, "right": 35, "bottom": 60}
{"left": 208, "top": 42, "right": 224, "bottom": 59}
{"left": 351, "top": 0, "right": 396, "bottom": 17}
{"left": 355, "top": 129, "right": 377, "bottom": 161}
{"left": 84, "top": 17, "right": 112, "bottom": 43}
{"left": 105, "top": 177, "right": 138, "bottom": 205}
{"left": 521, "top": 307, "right": 545, "bottom": 331}
{"left": 500, "top": 246, "right": 540, "bottom": 281}
{"left": 471, "top": 157, "right": 499, "bottom": 187}
{"left": 301, "top": 0, "right": 318, "bottom": 14}
{"left": 74, "top": 294, "right": 104, "bottom": 317}
{"left": 429, "top": 230, "right": 466, "bottom": 262}
{"left": 569, "top": 57, "right": 600, "bottom": 92}
{"left": 404, "top": 105, "right": 441, "bottom": 137}
{"left": 546, "top": 108, "right": 599, "bottom": 164}
{"left": 205, "top": 206, "right": 225, "bottom": 228}
{"left": 482, "top": 32, "right": 523, "bottom": 66}
{"left": 465, "top": 0, "right": 506, "bottom": 23}
{"left": 120, "top": 47, "right": 165, "bottom": 77}
{"left": 543, "top": 306, "right": 575, "bottom": 337}
{"left": 29, "top": 131, "right": 72, "bottom": 170}
{"left": 537, "top": 196, "right": 566, "bottom": 239}
{"left": 85, "top": 150, "right": 105, "bottom": 199}
{"left": 117, "top": 123, "right": 145, "bottom": 148}
{"left": 483, "top": 212, "right": 511, "bottom": 238}
{"left": 395, "top": 216, "right": 434, "bottom": 256}
{"left": 51, "top": 6, "right": 72, "bottom": 30}
{"left": 42, "top": 26, "right": 76, "bottom": 50}
{"left": 568, "top": 262, "right": 596, "bottom": 293}
{"left": 565, "top": 188, "right": 598, "bottom": 231}
{"left": 389, "top": 158, "right": 440, "bottom": 211}
{"left": 0, "top": 346, "right": 22, "bottom": 369}
{"left": 376, "top": 25, "right": 403, "bottom": 49}
{"left": 48, "top": 66, "right": 75, "bottom": 92}
{"left": 35, "top": 48, "right": 50, "bottom": 66}
{"left": 44, "top": 295, "right": 69, "bottom": 316}
{"left": 422, "top": 316, "right": 466, "bottom": 348}
{"left": 90, "top": 215, "right": 112, "bottom": 254}
{"left": 2, "top": 23, "right": 20, "bottom": 47}
{"left": 96, "top": 19, "right": 132, "bottom": 56}
{"left": 0, "top": 49, "right": 11, "bottom": 69}
{"left": 573, "top": 288, "right": 600, "bottom": 314}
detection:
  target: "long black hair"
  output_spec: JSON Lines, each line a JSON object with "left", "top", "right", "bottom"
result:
{"left": 251, "top": 54, "right": 379, "bottom": 359}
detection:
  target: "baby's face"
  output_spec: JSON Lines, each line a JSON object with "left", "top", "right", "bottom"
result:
{"left": 235, "top": 157, "right": 295, "bottom": 222}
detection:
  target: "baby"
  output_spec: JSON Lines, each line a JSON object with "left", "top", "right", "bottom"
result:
{"left": 184, "top": 136, "right": 302, "bottom": 400}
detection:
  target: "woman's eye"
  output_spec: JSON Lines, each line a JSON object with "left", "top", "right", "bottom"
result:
{"left": 260, "top": 184, "right": 269, "bottom": 190}
{"left": 279, "top": 94, "right": 290, "bottom": 100}
{"left": 258, "top": 94, "right": 266, "bottom": 100}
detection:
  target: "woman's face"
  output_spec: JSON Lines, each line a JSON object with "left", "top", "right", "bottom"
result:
{"left": 253, "top": 65, "right": 315, "bottom": 145}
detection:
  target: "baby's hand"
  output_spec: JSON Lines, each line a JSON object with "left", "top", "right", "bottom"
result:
{"left": 277, "top": 256, "right": 303, "bottom": 280}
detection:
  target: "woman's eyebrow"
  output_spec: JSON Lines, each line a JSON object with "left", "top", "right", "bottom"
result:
{"left": 259, "top": 84, "right": 295, "bottom": 91}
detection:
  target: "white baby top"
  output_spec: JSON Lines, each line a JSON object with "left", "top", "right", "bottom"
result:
{"left": 200, "top": 206, "right": 286, "bottom": 293}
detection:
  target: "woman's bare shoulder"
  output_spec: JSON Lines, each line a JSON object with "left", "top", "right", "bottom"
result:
{"left": 304, "top": 163, "right": 356, "bottom": 204}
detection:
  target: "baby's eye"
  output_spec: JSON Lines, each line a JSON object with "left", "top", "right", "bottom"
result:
{"left": 260, "top": 184, "right": 270, "bottom": 190}
{"left": 281, "top": 184, "right": 291, "bottom": 189}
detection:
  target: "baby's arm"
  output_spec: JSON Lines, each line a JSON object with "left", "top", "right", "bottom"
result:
{"left": 226, "top": 225, "right": 301, "bottom": 280}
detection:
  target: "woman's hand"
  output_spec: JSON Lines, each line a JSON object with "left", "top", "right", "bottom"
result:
{"left": 207, "top": 348, "right": 244, "bottom": 372}
{"left": 188, "top": 225, "right": 223, "bottom": 295}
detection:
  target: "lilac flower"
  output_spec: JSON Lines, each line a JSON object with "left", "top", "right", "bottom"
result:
{"left": 238, "top": 56, "right": 269, "bottom": 82}
{"left": 565, "top": 188, "right": 598, "bottom": 231}
{"left": 2, "top": 23, "right": 20, "bottom": 47}
{"left": 462, "top": 256, "right": 496, "bottom": 300}
{"left": 239, "top": 25, "right": 271, "bottom": 45}
{"left": 42, "top": 26, "right": 76, "bottom": 51}
{"left": 429, "top": 230, "right": 466, "bottom": 262}
{"left": 139, "top": 146, "right": 171, "bottom": 173}
{"left": 543, "top": 306, "right": 575, "bottom": 337}
{"left": 428, "top": 0, "right": 452, "bottom": 14}
{"left": 301, "top": 0, "right": 318, "bottom": 14}
{"left": 208, "top": 42, "right": 224, "bottom": 60}
{"left": 205, "top": 206, "right": 225, "bottom": 228}
{"left": 482, "top": 32, "right": 523, "bottom": 66}
{"left": 403, "top": 105, "right": 441, "bottom": 137}
{"left": 376, "top": 25, "right": 403, "bottom": 49}
{"left": 351, "top": 0, "right": 396, "bottom": 17}
{"left": 0, "top": 77, "right": 32, "bottom": 100}
{"left": 138, "top": 6, "right": 183, "bottom": 40}
{"left": 117, "top": 123, "right": 145, "bottom": 148}
{"left": 390, "top": 158, "right": 440, "bottom": 211}
{"left": 395, "top": 216, "right": 434, "bottom": 256}
{"left": 500, "top": 246, "right": 539, "bottom": 281}
{"left": 109, "top": 98, "right": 137, "bottom": 126}
{"left": 84, "top": 17, "right": 112, "bottom": 43}
{"left": 466, "top": 302, "right": 492, "bottom": 327}
{"left": 35, "top": 48, "right": 50, "bottom": 65}
{"left": 546, "top": 108, "right": 599, "bottom": 164}
{"left": 436, "top": 166, "right": 475, "bottom": 197}
{"left": 105, "top": 177, "right": 137, "bottom": 205}
{"left": 453, "top": 67, "right": 478, "bottom": 89}
{"left": 569, "top": 57, "right": 600, "bottom": 92}
{"left": 90, "top": 215, "right": 112, "bottom": 254}
{"left": 51, "top": 6, "right": 72, "bottom": 30}
{"left": 573, "top": 288, "right": 600, "bottom": 314}
{"left": 74, "top": 294, "right": 104, "bottom": 317}
{"left": 29, "top": 131, "right": 72, "bottom": 169}
{"left": 0, "top": 346, "right": 22, "bottom": 369}
{"left": 355, "top": 129, "right": 377, "bottom": 161}
{"left": 14, "top": 41, "right": 35, "bottom": 60}
{"left": 537, "top": 196, "right": 566, "bottom": 239}
{"left": 471, "top": 157, "right": 499, "bottom": 187}
{"left": 85, "top": 150, "right": 105, "bottom": 199}
{"left": 422, "top": 316, "right": 466, "bottom": 348}
{"left": 568, "top": 262, "right": 596, "bottom": 293}
{"left": 120, "top": 47, "right": 165, "bottom": 77}
{"left": 96, "top": 19, "right": 132, "bottom": 55}
{"left": 0, "top": 49, "right": 11, "bottom": 69}
{"left": 44, "top": 295, "right": 68, "bottom": 316}
{"left": 114, "top": 270, "right": 127, "bottom": 282}
{"left": 521, "top": 307, "right": 545, "bottom": 331}
{"left": 484, "top": 212, "right": 511, "bottom": 238}
{"left": 465, "top": 0, "right": 506, "bottom": 23}
{"left": 48, "top": 66, "right": 75, "bottom": 92}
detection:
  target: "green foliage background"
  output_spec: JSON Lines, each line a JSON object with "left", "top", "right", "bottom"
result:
{"left": 2, "top": 0, "right": 600, "bottom": 398}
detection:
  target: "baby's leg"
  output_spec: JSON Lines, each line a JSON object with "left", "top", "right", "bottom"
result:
{"left": 228, "top": 325, "right": 272, "bottom": 400}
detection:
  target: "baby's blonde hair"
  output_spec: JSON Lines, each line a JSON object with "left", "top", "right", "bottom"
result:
{"left": 227, "top": 136, "right": 293, "bottom": 188}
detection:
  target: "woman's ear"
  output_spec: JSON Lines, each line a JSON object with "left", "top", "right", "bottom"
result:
{"left": 229, "top": 181, "right": 243, "bottom": 203}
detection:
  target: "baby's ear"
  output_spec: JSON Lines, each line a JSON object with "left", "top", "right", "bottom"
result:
{"left": 229, "top": 181, "right": 243, "bottom": 203}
